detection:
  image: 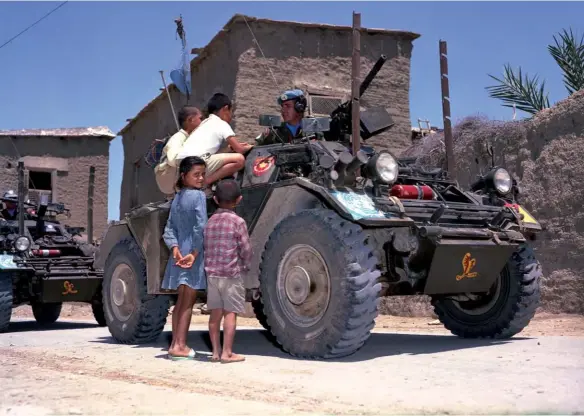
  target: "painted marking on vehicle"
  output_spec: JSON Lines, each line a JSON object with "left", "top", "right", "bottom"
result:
{"left": 504, "top": 203, "right": 538, "bottom": 224}
{"left": 456, "top": 253, "right": 478, "bottom": 281}
{"left": 252, "top": 156, "right": 275, "bottom": 176}
{"left": 62, "top": 281, "right": 79, "bottom": 295}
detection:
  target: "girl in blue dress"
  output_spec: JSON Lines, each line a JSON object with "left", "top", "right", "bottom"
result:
{"left": 162, "top": 156, "right": 208, "bottom": 360}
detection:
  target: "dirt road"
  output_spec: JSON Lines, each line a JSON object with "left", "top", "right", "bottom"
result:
{"left": 1, "top": 307, "right": 584, "bottom": 415}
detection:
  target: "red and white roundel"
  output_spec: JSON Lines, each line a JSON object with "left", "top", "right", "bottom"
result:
{"left": 252, "top": 156, "right": 275, "bottom": 176}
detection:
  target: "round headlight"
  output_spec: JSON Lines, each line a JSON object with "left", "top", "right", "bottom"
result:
{"left": 373, "top": 152, "right": 399, "bottom": 184}
{"left": 14, "top": 236, "right": 31, "bottom": 252}
{"left": 492, "top": 168, "right": 512, "bottom": 195}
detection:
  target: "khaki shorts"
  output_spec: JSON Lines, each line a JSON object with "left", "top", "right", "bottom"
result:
{"left": 202, "top": 153, "right": 232, "bottom": 175}
{"left": 206, "top": 276, "right": 245, "bottom": 314}
{"left": 154, "top": 164, "right": 178, "bottom": 196}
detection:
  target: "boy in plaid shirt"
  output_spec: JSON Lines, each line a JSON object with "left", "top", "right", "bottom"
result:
{"left": 204, "top": 179, "right": 252, "bottom": 363}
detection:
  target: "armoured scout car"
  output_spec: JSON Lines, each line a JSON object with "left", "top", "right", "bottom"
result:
{"left": 0, "top": 166, "right": 105, "bottom": 332}
{"left": 94, "top": 55, "right": 543, "bottom": 359}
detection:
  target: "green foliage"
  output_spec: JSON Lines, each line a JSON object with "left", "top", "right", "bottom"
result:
{"left": 486, "top": 27, "right": 584, "bottom": 116}
{"left": 548, "top": 28, "right": 584, "bottom": 95}
{"left": 486, "top": 65, "right": 550, "bottom": 115}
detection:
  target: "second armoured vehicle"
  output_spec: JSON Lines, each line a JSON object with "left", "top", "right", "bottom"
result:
{"left": 0, "top": 166, "right": 105, "bottom": 332}
{"left": 94, "top": 55, "right": 543, "bottom": 359}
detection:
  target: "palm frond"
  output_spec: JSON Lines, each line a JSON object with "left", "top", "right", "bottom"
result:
{"left": 486, "top": 64, "right": 550, "bottom": 115}
{"left": 548, "top": 28, "right": 584, "bottom": 95}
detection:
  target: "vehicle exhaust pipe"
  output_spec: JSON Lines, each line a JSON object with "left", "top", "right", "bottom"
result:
{"left": 333, "top": 151, "right": 354, "bottom": 186}
{"left": 346, "top": 150, "right": 371, "bottom": 176}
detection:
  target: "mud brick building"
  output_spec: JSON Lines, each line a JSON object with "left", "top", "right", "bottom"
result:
{"left": 118, "top": 14, "right": 420, "bottom": 216}
{"left": 0, "top": 127, "right": 115, "bottom": 240}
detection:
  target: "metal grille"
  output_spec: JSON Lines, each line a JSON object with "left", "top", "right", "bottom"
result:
{"left": 308, "top": 95, "right": 343, "bottom": 116}
{"left": 27, "top": 189, "right": 52, "bottom": 204}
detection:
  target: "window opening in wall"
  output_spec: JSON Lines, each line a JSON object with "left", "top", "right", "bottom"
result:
{"left": 28, "top": 171, "right": 52, "bottom": 190}
{"left": 27, "top": 170, "right": 53, "bottom": 204}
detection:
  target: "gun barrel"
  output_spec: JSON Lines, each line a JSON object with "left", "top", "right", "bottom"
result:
{"left": 359, "top": 54, "right": 387, "bottom": 97}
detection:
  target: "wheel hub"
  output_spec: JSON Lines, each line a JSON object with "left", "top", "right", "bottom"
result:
{"left": 284, "top": 266, "right": 311, "bottom": 305}
{"left": 110, "top": 263, "right": 136, "bottom": 322}
{"left": 112, "top": 279, "right": 128, "bottom": 307}
{"left": 276, "top": 244, "right": 331, "bottom": 328}
{"left": 453, "top": 272, "right": 503, "bottom": 316}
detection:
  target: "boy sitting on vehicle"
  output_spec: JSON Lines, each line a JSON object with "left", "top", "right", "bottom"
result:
{"left": 177, "top": 93, "right": 253, "bottom": 188}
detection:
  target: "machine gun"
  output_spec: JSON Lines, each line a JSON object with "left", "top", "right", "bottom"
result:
{"left": 324, "top": 54, "right": 395, "bottom": 144}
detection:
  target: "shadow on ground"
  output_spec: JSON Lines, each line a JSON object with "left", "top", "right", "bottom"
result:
{"left": 91, "top": 327, "right": 531, "bottom": 363}
{"left": 5, "top": 319, "right": 100, "bottom": 332}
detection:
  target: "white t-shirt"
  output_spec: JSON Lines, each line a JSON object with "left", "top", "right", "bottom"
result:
{"left": 177, "top": 114, "right": 236, "bottom": 160}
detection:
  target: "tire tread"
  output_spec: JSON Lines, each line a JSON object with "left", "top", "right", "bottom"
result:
{"left": 257, "top": 209, "right": 381, "bottom": 359}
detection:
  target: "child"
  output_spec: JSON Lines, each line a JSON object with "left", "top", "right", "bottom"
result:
{"left": 203, "top": 179, "right": 252, "bottom": 364}
{"left": 162, "top": 156, "right": 208, "bottom": 360}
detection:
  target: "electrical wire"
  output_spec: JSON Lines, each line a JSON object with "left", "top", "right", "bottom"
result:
{"left": 0, "top": 1, "right": 68, "bottom": 51}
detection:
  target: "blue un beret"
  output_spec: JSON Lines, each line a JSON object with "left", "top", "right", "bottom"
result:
{"left": 277, "top": 89, "right": 305, "bottom": 105}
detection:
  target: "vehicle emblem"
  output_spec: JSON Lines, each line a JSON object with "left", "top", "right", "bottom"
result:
{"left": 62, "top": 280, "right": 79, "bottom": 295}
{"left": 456, "top": 252, "right": 478, "bottom": 281}
{"left": 252, "top": 156, "right": 275, "bottom": 176}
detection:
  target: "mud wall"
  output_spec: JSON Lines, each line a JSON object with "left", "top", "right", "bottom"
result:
{"left": 381, "top": 89, "right": 584, "bottom": 317}
{"left": 0, "top": 136, "right": 110, "bottom": 240}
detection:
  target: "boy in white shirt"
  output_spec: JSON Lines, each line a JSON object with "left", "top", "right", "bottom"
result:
{"left": 177, "top": 93, "right": 253, "bottom": 187}
{"left": 155, "top": 106, "right": 202, "bottom": 195}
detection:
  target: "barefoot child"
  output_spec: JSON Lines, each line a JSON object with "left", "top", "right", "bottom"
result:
{"left": 203, "top": 179, "right": 252, "bottom": 363}
{"left": 162, "top": 156, "right": 208, "bottom": 360}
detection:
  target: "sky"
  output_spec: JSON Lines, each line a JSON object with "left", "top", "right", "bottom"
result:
{"left": 0, "top": 1, "right": 582, "bottom": 221}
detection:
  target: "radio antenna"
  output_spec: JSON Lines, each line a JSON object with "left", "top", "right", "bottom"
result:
{"left": 242, "top": 15, "right": 281, "bottom": 91}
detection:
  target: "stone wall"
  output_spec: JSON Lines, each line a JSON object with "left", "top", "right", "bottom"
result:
{"left": 391, "top": 89, "right": 584, "bottom": 316}
{"left": 119, "top": 86, "right": 188, "bottom": 216}
{"left": 231, "top": 20, "right": 415, "bottom": 154}
{"left": 0, "top": 136, "right": 110, "bottom": 240}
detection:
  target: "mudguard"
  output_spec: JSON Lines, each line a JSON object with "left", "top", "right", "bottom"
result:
{"left": 238, "top": 179, "right": 414, "bottom": 290}
{"left": 94, "top": 221, "right": 132, "bottom": 270}
{"left": 95, "top": 201, "right": 172, "bottom": 295}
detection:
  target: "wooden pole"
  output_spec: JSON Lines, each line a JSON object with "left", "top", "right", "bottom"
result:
{"left": 351, "top": 11, "right": 361, "bottom": 156}
{"left": 17, "top": 161, "right": 25, "bottom": 236}
{"left": 87, "top": 166, "right": 95, "bottom": 244}
{"left": 439, "top": 40, "right": 456, "bottom": 179}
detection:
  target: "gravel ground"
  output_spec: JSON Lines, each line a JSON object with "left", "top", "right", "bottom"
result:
{"left": 1, "top": 305, "right": 583, "bottom": 415}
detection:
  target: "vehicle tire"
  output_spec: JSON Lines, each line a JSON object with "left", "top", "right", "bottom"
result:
{"left": 431, "top": 244, "right": 542, "bottom": 339}
{"left": 251, "top": 298, "right": 271, "bottom": 333}
{"left": 102, "top": 237, "right": 170, "bottom": 344}
{"left": 92, "top": 301, "right": 107, "bottom": 327}
{"left": 0, "top": 272, "right": 13, "bottom": 333}
{"left": 91, "top": 283, "right": 107, "bottom": 326}
{"left": 256, "top": 208, "right": 381, "bottom": 359}
{"left": 31, "top": 302, "right": 62, "bottom": 325}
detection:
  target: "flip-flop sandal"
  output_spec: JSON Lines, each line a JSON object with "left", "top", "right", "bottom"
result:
{"left": 168, "top": 348, "right": 196, "bottom": 361}
{"left": 220, "top": 355, "right": 246, "bottom": 364}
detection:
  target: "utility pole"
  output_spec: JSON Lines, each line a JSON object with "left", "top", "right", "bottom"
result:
{"left": 87, "top": 166, "right": 95, "bottom": 244}
{"left": 439, "top": 40, "right": 456, "bottom": 180}
{"left": 351, "top": 11, "right": 361, "bottom": 157}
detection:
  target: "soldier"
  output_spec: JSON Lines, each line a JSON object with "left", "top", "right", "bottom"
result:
{"left": 255, "top": 89, "right": 309, "bottom": 146}
{"left": 0, "top": 190, "right": 18, "bottom": 220}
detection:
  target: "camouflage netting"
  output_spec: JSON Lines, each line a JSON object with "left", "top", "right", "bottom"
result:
{"left": 380, "top": 89, "right": 584, "bottom": 317}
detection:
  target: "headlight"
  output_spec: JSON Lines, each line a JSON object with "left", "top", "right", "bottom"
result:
{"left": 14, "top": 236, "right": 31, "bottom": 252}
{"left": 365, "top": 151, "right": 399, "bottom": 184}
{"left": 488, "top": 168, "right": 512, "bottom": 195}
